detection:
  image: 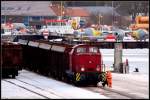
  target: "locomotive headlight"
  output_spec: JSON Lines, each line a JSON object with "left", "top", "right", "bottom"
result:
{"left": 96, "top": 65, "right": 100, "bottom": 71}
{"left": 81, "top": 67, "right": 85, "bottom": 72}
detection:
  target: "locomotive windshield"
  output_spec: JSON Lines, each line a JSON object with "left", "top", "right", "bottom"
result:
{"left": 76, "top": 47, "right": 86, "bottom": 53}
{"left": 76, "top": 47, "right": 98, "bottom": 53}
{"left": 89, "top": 47, "right": 98, "bottom": 53}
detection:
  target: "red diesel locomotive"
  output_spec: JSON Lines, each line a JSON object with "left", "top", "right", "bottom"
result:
{"left": 19, "top": 39, "right": 107, "bottom": 86}
{"left": 66, "top": 44, "right": 103, "bottom": 85}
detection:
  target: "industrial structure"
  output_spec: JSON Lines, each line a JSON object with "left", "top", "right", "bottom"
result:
{"left": 1, "top": 1, "right": 122, "bottom": 29}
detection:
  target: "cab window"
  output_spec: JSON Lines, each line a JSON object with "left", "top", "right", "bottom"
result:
{"left": 76, "top": 47, "right": 86, "bottom": 53}
{"left": 89, "top": 47, "right": 98, "bottom": 53}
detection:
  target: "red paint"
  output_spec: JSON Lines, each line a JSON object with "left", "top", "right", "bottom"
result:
{"left": 70, "top": 45, "right": 102, "bottom": 73}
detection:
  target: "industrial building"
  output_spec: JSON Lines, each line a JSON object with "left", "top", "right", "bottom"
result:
{"left": 1, "top": 1, "right": 123, "bottom": 29}
{"left": 1, "top": 1, "right": 56, "bottom": 29}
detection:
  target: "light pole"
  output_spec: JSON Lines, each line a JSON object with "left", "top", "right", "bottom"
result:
{"left": 112, "top": 1, "right": 114, "bottom": 27}
{"left": 60, "top": 1, "right": 64, "bottom": 26}
{"left": 4, "top": 2, "right": 6, "bottom": 24}
{"left": 99, "top": 14, "right": 103, "bottom": 24}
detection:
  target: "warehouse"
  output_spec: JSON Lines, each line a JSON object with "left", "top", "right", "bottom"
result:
{"left": 1, "top": 1, "right": 56, "bottom": 29}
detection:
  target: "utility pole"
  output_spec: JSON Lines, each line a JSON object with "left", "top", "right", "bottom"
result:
{"left": 59, "top": 1, "right": 62, "bottom": 26}
{"left": 61, "top": 1, "right": 62, "bottom": 18}
{"left": 114, "top": 42, "right": 123, "bottom": 73}
{"left": 99, "top": 13, "right": 100, "bottom": 26}
{"left": 112, "top": 1, "right": 114, "bottom": 27}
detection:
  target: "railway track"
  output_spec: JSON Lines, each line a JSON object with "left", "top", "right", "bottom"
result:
{"left": 2, "top": 70, "right": 108, "bottom": 99}
{"left": 82, "top": 85, "right": 147, "bottom": 99}
{"left": 2, "top": 70, "right": 148, "bottom": 99}
{"left": 45, "top": 72, "right": 147, "bottom": 99}
{"left": 3, "top": 78, "right": 64, "bottom": 99}
{"left": 3, "top": 80, "right": 50, "bottom": 99}
{"left": 16, "top": 72, "right": 142, "bottom": 99}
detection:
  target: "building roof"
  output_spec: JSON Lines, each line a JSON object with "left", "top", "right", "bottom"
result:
{"left": 1, "top": 1, "right": 56, "bottom": 16}
{"left": 66, "top": 7, "right": 90, "bottom": 17}
{"left": 80, "top": 6, "right": 120, "bottom": 16}
{"left": 1, "top": 2, "right": 120, "bottom": 17}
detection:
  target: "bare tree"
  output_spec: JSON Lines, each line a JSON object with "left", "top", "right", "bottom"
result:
{"left": 114, "top": 1, "right": 149, "bottom": 22}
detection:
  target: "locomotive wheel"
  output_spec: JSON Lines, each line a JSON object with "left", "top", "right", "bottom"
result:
{"left": 102, "top": 82, "right": 106, "bottom": 87}
{"left": 93, "top": 82, "right": 98, "bottom": 87}
{"left": 73, "top": 80, "right": 80, "bottom": 86}
{"left": 102, "top": 81, "right": 108, "bottom": 87}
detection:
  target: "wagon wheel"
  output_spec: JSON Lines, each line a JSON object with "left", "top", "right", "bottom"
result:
{"left": 58, "top": 72, "right": 63, "bottom": 81}
{"left": 43, "top": 69, "right": 49, "bottom": 76}
{"left": 61, "top": 73, "right": 66, "bottom": 81}
{"left": 15, "top": 70, "right": 18, "bottom": 76}
{"left": 63, "top": 73, "right": 70, "bottom": 83}
{"left": 12, "top": 74, "right": 16, "bottom": 78}
{"left": 36, "top": 68, "right": 40, "bottom": 73}
{"left": 53, "top": 71, "right": 57, "bottom": 78}
{"left": 33, "top": 67, "right": 37, "bottom": 73}
{"left": 48, "top": 72, "right": 51, "bottom": 77}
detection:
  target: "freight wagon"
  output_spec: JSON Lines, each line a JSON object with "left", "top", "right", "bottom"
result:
{"left": 1, "top": 41, "right": 23, "bottom": 78}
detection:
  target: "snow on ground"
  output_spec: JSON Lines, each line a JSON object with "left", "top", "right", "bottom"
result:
{"left": 1, "top": 80, "right": 45, "bottom": 99}
{"left": 111, "top": 72, "right": 149, "bottom": 99}
{"left": 112, "top": 72, "right": 148, "bottom": 83}
{"left": 97, "top": 71, "right": 149, "bottom": 99}
{"left": 100, "top": 49, "right": 149, "bottom": 74}
{"left": 19, "top": 70, "right": 108, "bottom": 99}
{"left": 2, "top": 70, "right": 108, "bottom": 99}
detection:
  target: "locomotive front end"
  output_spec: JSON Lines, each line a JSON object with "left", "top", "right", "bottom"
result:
{"left": 70, "top": 45, "right": 104, "bottom": 85}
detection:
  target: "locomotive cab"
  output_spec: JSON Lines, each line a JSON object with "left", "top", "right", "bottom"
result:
{"left": 72, "top": 45, "right": 101, "bottom": 72}
{"left": 69, "top": 44, "right": 103, "bottom": 85}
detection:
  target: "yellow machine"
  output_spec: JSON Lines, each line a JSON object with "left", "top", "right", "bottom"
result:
{"left": 129, "top": 16, "right": 149, "bottom": 40}
{"left": 71, "top": 19, "right": 77, "bottom": 30}
{"left": 130, "top": 16, "right": 149, "bottom": 31}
